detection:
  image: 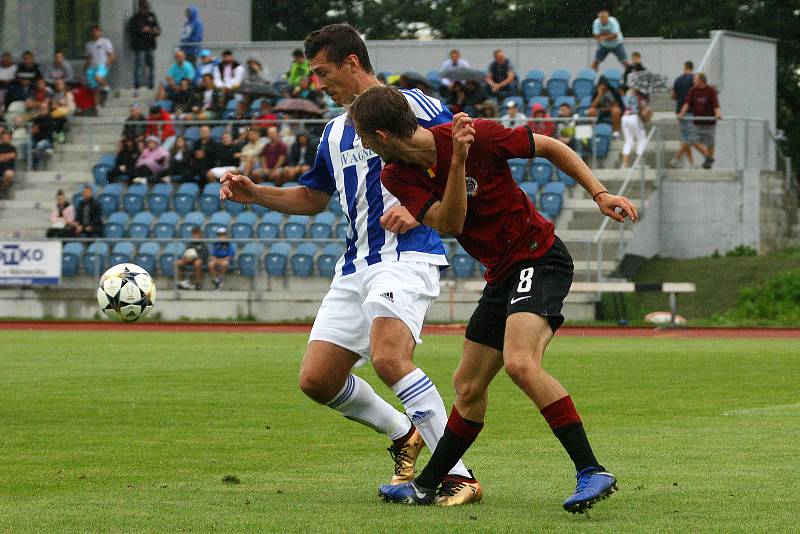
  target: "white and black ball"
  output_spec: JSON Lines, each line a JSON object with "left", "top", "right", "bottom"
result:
{"left": 97, "top": 263, "right": 157, "bottom": 322}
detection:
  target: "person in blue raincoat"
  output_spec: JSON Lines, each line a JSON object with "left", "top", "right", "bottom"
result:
{"left": 180, "top": 6, "right": 204, "bottom": 65}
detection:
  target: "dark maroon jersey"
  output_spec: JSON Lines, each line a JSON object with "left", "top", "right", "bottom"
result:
{"left": 381, "top": 119, "right": 556, "bottom": 283}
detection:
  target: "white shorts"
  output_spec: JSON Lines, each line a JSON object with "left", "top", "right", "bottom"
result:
{"left": 308, "top": 261, "right": 440, "bottom": 359}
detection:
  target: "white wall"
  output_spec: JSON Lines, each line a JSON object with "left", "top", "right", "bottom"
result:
{"left": 0, "top": 0, "right": 56, "bottom": 61}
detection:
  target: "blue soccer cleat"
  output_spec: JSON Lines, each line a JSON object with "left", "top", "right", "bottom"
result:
{"left": 563, "top": 467, "right": 618, "bottom": 513}
{"left": 378, "top": 480, "right": 435, "bottom": 505}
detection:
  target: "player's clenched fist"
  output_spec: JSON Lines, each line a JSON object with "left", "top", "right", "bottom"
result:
{"left": 219, "top": 171, "right": 258, "bottom": 204}
{"left": 451, "top": 113, "right": 475, "bottom": 161}
{"left": 380, "top": 205, "right": 420, "bottom": 234}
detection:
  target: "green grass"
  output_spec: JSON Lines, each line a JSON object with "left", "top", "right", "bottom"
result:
{"left": 1, "top": 331, "right": 798, "bottom": 532}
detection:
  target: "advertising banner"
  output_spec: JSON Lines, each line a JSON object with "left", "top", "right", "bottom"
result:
{"left": 0, "top": 241, "right": 62, "bottom": 286}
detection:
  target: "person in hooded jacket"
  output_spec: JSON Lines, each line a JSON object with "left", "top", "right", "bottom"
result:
{"left": 180, "top": 6, "right": 204, "bottom": 65}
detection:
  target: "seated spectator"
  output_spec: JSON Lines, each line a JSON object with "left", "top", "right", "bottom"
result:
{"left": 254, "top": 99, "right": 278, "bottom": 132}
{"left": 293, "top": 76, "right": 321, "bottom": 105}
{"left": 622, "top": 51, "right": 645, "bottom": 91}
{"left": 44, "top": 51, "right": 75, "bottom": 86}
{"left": 15, "top": 50, "right": 42, "bottom": 85}
{"left": 528, "top": 102, "right": 556, "bottom": 137}
{"left": 587, "top": 77, "right": 622, "bottom": 136}
{"left": 14, "top": 78, "right": 52, "bottom": 126}
{"left": 0, "top": 52, "right": 17, "bottom": 93}
{"left": 108, "top": 137, "right": 140, "bottom": 182}
{"left": 0, "top": 130, "right": 16, "bottom": 198}
{"left": 485, "top": 49, "right": 517, "bottom": 100}
{"left": 462, "top": 80, "right": 496, "bottom": 117}
{"left": 286, "top": 48, "right": 310, "bottom": 89}
{"left": 440, "top": 48, "right": 470, "bottom": 90}
{"left": 235, "top": 127, "right": 266, "bottom": 178}
{"left": 85, "top": 26, "right": 116, "bottom": 106}
{"left": 190, "top": 125, "right": 219, "bottom": 178}
{"left": 206, "top": 132, "right": 241, "bottom": 182}
{"left": 229, "top": 100, "right": 251, "bottom": 142}
{"left": 68, "top": 184, "right": 103, "bottom": 237}
{"left": 192, "top": 73, "right": 224, "bottom": 120}
{"left": 500, "top": 100, "right": 526, "bottom": 128}
{"left": 282, "top": 131, "right": 316, "bottom": 182}
{"left": 253, "top": 126, "right": 288, "bottom": 184}
{"left": 50, "top": 79, "right": 75, "bottom": 143}
{"left": 209, "top": 227, "right": 236, "bottom": 290}
{"left": 194, "top": 49, "right": 216, "bottom": 85}
{"left": 165, "top": 136, "right": 194, "bottom": 182}
{"left": 213, "top": 50, "right": 245, "bottom": 95}
{"left": 591, "top": 9, "right": 629, "bottom": 71}
{"left": 46, "top": 190, "right": 75, "bottom": 237}
{"left": 71, "top": 80, "right": 96, "bottom": 116}
{"left": 171, "top": 78, "right": 197, "bottom": 115}
{"left": 555, "top": 103, "right": 589, "bottom": 156}
{"left": 241, "top": 56, "right": 273, "bottom": 98}
{"left": 30, "top": 101, "right": 55, "bottom": 169}
{"left": 158, "top": 49, "right": 196, "bottom": 100}
{"left": 145, "top": 104, "right": 176, "bottom": 150}
{"left": 123, "top": 103, "right": 147, "bottom": 141}
{"left": 133, "top": 135, "right": 170, "bottom": 183}
{"left": 175, "top": 226, "right": 208, "bottom": 290}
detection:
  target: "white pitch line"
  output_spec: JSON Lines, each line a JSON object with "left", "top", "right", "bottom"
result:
{"left": 722, "top": 403, "right": 800, "bottom": 416}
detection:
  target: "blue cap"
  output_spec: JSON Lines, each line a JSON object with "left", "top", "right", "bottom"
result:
{"left": 199, "top": 49, "right": 212, "bottom": 58}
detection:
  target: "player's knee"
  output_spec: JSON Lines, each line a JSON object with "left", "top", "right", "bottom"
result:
{"left": 298, "top": 370, "right": 338, "bottom": 404}
{"left": 453, "top": 375, "right": 487, "bottom": 406}
{"left": 370, "top": 352, "right": 397, "bottom": 382}
{"left": 503, "top": 354, "right": 542, "bottom": 384}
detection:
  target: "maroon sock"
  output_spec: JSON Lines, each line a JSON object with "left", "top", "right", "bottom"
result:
{"left": 415, "top": 407, "right": 483, "bottom": 489}
{"left": 541, "top": 396, "right": 601, "bottom": 472}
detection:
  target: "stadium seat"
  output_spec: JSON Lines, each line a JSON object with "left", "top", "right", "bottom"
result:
{"left": 309, "top": 212, "right": 336, "bottom": 241}
{"left": 134, "top": 242, "right": 161, "bottom": 275}
{"left": 153, "top": 211, "right": 180, "bottom": 238}
{"left": 249, "top": 98, "right": 263, "bottom": 113}
{"left": 122, "top": 183, "right": 148, "bottom": 216}
{"left": 155, "top": 99, "right": 173, "bottom": 113}
{"left": 317, "top": 243, "right": 344, "bottom": 278}
{"left": 539, "top": 192, "right": 563, "bottom": 219}
{"left": 127, "top": 211, "right": 154, "bottom": 238}
{"left": 159, "top": 242, "right": 186, "bottom": 277}
{"left": 451, "top": 244, "right": 475, "bottom": 278}
{"left": 205, "top": 211, "right": 231, "bottom": 237}
{"left": 556, "top": 167, "right": 577, "bottom": 187}
{"left": 500, "top": 96, "right": 525, "bottom": 115}
{"left": 519, "top": 182, "right": 538, "bottom": 206}
{"left": 238, "top": 242, "right": 265, "bottom": 278}
{"left": 92, "top": 156, "right": 115, "bottom": 185}
{"left": 593, "top": 123, "right": 613, "bottom": 159}
{"left": 603, "top": 68, "right": 622, "bottom": 89}
{"left": 543, "top": 181, "right": 566, "bottom": 196}
{"left": 147, "top": 183, "right": 172, "bottom": 216}
{"left": 62, "top": 242, "right": 85, "bottom": 276}
{"left": 283, "top": 214, "right": 309, "bottom": 239}
{"left": 110, "top": 241, "right": 136, "bottom": 265}
{"left": 527, "top": 96, "right": 550, "bottom": 115}
{"left": 178, "top": 211, "right": 205, "bottom": 238}
{"left": 546, "top": 69, "right": 571, "bottom": 99}
{"left": 97, "top": 183, "right": 124, "bottom": 216}
{"left": 104, "top": 211, "right": 129, "bottom": 238}
{"left": 183, "top": 126, "right": 201, "bottom": 144}
{"left": 552, "top": 95, "right": 577, "bottom": 116}
{"left": 573, "top": 68, "right": 596, "bottom": 101}
{"left": 210, "top": 125, "right": 226, "bottom": 142}
{"left": 173, "top": 183, "right": 200, "bottom": 216}
{"left": 509, "top": 161, "right": 527, "bottom": 184}
{"left": 576, "top": 95, "right": 593, "bottom": 116}
{"left": 251, "top": 203, "right": 271, "bottom": 216}
{"left": 82, "top": 242, "right": 110, "bottom": 276}
{"left": 265, "top": 241, "right": 291, "bottom": 276}
{"left": 257, "top": 212, "right": 283, "bottom": 239}
{"left": 291, "top": 243, "right": 318, "bottom": 277}
{"left": 231, "top": 212, "right": 257, "bottom": 239}
{"left": 530, "top": 158, "right": 554, "bottom": 188}
{"left": 522, "top": 69, "right": 545, "bottom": 100}
{"left": 224, "top": 200, "right": 245, "bottom": 216}
{"left": 199, "top": 183, "right": 222, "bottom": 216}
{"left": 328, "top": 193, "right": 344, "bottom": 217}
{"left": 334, "top": 221, "right": 349, "bottom": 240}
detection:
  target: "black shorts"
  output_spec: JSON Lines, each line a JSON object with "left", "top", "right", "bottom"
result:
{"left": 465, "top": 236, "right": 574, "bottom": 352}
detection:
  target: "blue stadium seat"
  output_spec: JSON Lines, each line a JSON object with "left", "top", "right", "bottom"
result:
{"left": 265, "top": 241, "right": 291, "bottom": 276}
{"left": 603, "top": 68, "right": 622, "bottom": 89}
{"left": 552, "top": 95, "right": 577, "bottom": 116}
{"left": 573, "top": 68, "right": 596, "bottom": 101}
{"left": 210, "top": 125, "right": 226, "bottom": 142}
{"left": 530, "top": 158, "right": 554, "bottom": 188}
{"left": 317, "top": 243, "right": 344, "bottom": 278}
{"left": 249, "top": 98, "right": 263, "bottom": 113}
{"left": 122, "top": 183, "right": 148, "bottom": 215}
{"left": 224, "top": 200, "right": 245, "bottom": 216}
{"left": 225, "top": 98, "right": 238, "bottom": 112}
{"left": 82, "top": 242, "right": 109, "bottom": 275}
{"left": 509, "top": 161, "right": 527, "bottom": 184}
{"left": 328, "top": 193, "right": 344, "bottom": 217}
{"left": 110, "top": 241, "right": 136, "bottom": 265}
{"left": 556, "top": 167, "right": 577, "bottom": 187}
{"left": 205, "top": 211, "right": 231, "bottom": 237}
{"left": 539, "top": 192, "right": 563, "bottom": 219}
{"left": 500, "top": 96, "right": 525, "bottom": 115}
{"left": 522, "top": 69, "right": 545, "bottom": 100}
{"left": 92, "top": 161, "right": 113, "bottom": 185}
{"left": 199, "top": 182, "right": 221, "bottom": 216}
{"left": 97, "top": 183, "right": 124, "bottom": 216}
{"left": 592, "top": 123, "right": 613, "bottom": 159}
{"left": 134, "top": 242, "right": 161, "bottom": 275}
{"left": 173, "top": 182, "right": 200, "bottom": 216}
{"left": 283, "top": 214, "right": 309, "bottom": 239}
{"left": 153, "top": 211, "right": 180, "bottom": 238}
{"left": 546, "top": 69, "right": 571, "bottom": 99}
{"left": 527, "top": 96, "right": 550, "bottom": 116}
{"left": 62, "top": 242, "right": 85, "bottom": 276}
{"left": 543, "top": 181, "right": 566, "bottom": 196}
{"left": 159, "top": 242, "right": 186, "bottom": 277}
{"left": 147, "top": 183, "right": 172, "bottom": 216}
{"left": 237, "top": 242, "right": 265, "bottom": 278}
{"left": 179, "top": 211, "right": 205, "bottom": 238}
{"left": 231, "top": 212, "right": 257, "bottom": 239}
{"left": 127, "top": 211, "right": 154, "bottom": 238}
{"left": 155, "top": 99, "right": 173, "bottom": 112}
{"left": 251, "top": 203, "right": 271, "bottom": 216}
{"left": 97, "top": 153, "right": 116, "bottom": 167}
{"left": 104, "top": 211, "right": 129, "bottom": 238}
{"left": 519, "top": 182, "right": 538, "bottom": 206}
{"left": 334, "top": 221, "right": 349, "bottom": 240}
{"left": 291, "top": 243, "right": 318, "bottom": 277}
{"left": 257, "top": 212, "right": 283, "bottom": 239}
{"left": 451, "top": 244, "right": 475, "bottom": 278}
{"left": 183, "top": 126, "right": 201, "bottom": 144}
{"left": 309, "top": 212, "right": 335, "bottom": 241}
{"left": 525, "top": 69, "right": 545, "bottom": 82}
{"left": 577, "top": 95, "right": 593, "bottom": 116}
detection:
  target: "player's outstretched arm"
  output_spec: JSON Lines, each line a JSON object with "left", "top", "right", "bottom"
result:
{"left": 219, "top": 171, "right": 329, "bottom": 215}
{"left": 534, "top": 134, "right": 638, "bottom": 224}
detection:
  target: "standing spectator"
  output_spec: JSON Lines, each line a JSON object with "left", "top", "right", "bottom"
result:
{"left": 208, "top": 226, "right": 235, "bottom": 290}
{"left": 127, "top": 0, "right": 161, "bottom": 92}
{"left": 0, "top": 130, "right": 16, "bottom": 198}
{"left": 440, "top": 49, "right": 470, "bottom": 89}
{"left": 0, "top": 52, "right": 17, "bottom": 92}
{"left": 165, "top": 136, "right": 194, "bottom": 182}
{"left": 30, "top": 101, "right": 55, "bottom": 169}
{"left": 85, "top": 26, "right": 116, "bottom": 106}
{"left": 591, "top": 9, "right": 629, "bottom": 71}
{"left": 620, "top": 88, "right": 649, "bottom": 168}
{"left": 145, "top": 104, "right": 175, "bottom": 149}
{"left": 158, "top": 50, "right": 196, "bottom": 100}
{"left": 123, "top": 103, "right": 147, "bottom": 141}
{"left": 190, "top": 125, "right": 219, "bottom": 178}
{"left": 133, "top": 135, "right": 170, "bottom": 183}
{"left": 213, "top": 50, "right": 245, "bottom": 95}
{"left": 282, "top": 131, "right": 316, "bottom": 182}
{"left": 253, "top": 126, "right": 288, "bottom": 184}
{"left": 43, "top": 51, "right": 75, "bottom": 86}
{"left": 670, "top": 60, "right": 697, "bottom": 168}
{"left": 622, "top": 51, "right": 645, "bottom": 91}
{"left": 500, "top": 100, "right": 526, "bottom": 128}
{"left": 175, "top": 226, "right": 208, "bottom": 290}
{"left": 679, "top": 73, "right": 721, "bottom": 169}
{"left": 194, "top": 49, "right": 216, "bottom": 84}
{"left": 528, "top": 102, "right": 556, "bottom": 137}
{"left": 485, "top": 49, "right": 517, "bottom": 100}
{"left": 69, "top": 185, "right": 103, "bottom": 238}
{"left": 50, "top": 79, "right": 75, "bottom": 143}
{"left": 180, "top": 6, "right": 204, "bottom": 65}
{"left": 47, "top": 190, "right": 75, "bottom": 237}
{"left": 286, "top": 48, "right": 310, "bottom": 89}
{"left": 587, "top": 76, "right": 622, "bottom": 136}
{"left": 108, "top": 137, "right": 140, "bottom": 182}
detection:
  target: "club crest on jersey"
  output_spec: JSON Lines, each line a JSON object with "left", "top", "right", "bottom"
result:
{"left": 465, "top": 176, "right": 478, "bottom": 197}
{"left": 339, "top": 147, "right": 378, "bottom": 167}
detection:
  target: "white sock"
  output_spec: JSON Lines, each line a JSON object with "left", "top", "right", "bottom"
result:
{"left": 327, "top": 374, "right": 411, "bottom": 441}
{"left": 391, "top": 368, "right": 472, "bottom": 478}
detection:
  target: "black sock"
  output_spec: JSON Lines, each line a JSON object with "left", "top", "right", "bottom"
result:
{"left": 415, "top": 407, "right": 483, "bottom": 490}
{"left": 552, "top": 422, "right": 601, "bottom": 472}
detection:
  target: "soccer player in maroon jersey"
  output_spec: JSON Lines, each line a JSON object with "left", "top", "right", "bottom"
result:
{"left": 348, "top": 85, "right": 637, "bottom": 512}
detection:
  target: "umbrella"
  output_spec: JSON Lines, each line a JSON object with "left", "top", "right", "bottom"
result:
{"left": 441, "top": 67, "right": 486, "bottom": 82}
{"left": 400, "top": 71, "right": 430, "bottom": 87}
{"left": 240, "top": 80, "right": 278, "bottom": 98}
{"left": 273, "top": 98, "right": 324, "bottom": 116}
{"left": 627, "top": 70, "right": 669, "bottom": 95}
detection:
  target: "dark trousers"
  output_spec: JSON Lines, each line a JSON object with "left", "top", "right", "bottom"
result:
{"left": 134, "top": 49, "right": 155, "bottom": 89}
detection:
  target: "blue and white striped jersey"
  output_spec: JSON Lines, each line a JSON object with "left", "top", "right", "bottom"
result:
{"left": 299, "top": 88, "right": 453, "bottom": 277}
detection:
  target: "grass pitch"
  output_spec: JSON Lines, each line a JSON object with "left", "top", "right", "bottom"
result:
{"left": 1, "top": 330, "right": 798, "bottom": 532}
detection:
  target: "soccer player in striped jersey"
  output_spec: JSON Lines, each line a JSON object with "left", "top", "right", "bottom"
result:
{"left": 220, "top": 24, "right": 481, "bottom": 505}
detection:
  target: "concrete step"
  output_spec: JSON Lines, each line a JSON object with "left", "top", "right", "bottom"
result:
{"left": 38, "top": 159, "right": 94, "bottom": 172}
{"left": 18, "top": 170, "right": 94, "bottom": 184}
{"left": 68, "top": 123, "right": 127, "bottom": 137}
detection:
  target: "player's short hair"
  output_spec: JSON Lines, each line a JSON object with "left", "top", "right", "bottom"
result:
{"left": 304, "top": 23, "right": 374, "bottom": 74}
{"left": 349, "top": 85, "right": 417, "bottom": 139}
{"left": 685, "top": 60, "right": 694, "bottom": 70}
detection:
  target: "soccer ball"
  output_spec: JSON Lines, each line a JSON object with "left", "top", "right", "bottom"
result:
{"left": 97, "top": 263, "right": 157, "bottom": 322}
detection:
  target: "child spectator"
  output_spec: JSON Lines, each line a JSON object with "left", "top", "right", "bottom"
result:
{"left": 209, "top": 227, "right": 235, "bottom": 290}
{"left": 47, "top": 190, "right": 75, "bottom": 237}
{"left": 528, "top": 102, "right": 556, "bottom": 137}
{"left": 175, "top": 226, "right": 208, "bottom": 290}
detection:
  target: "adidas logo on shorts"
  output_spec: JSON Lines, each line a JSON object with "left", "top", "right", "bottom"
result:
{"left": 380, "top": 292, "right": 394, "bottom": 303}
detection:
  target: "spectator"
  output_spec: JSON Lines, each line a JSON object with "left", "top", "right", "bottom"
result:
{"left": 50, "top": 79, "right": 75, "bottom": 143}
{"left": 241, "top": 56, "right": 273, "bottom": 97}
{"left": 43, "top": 51, "right": 75, "bottom": 86}
{"left": 229, "top": 100, "right": 250, "bottom": 141}
{"left": 133, "top": 135, "right": 170, "bottom": 183}
{"left": 591, "top": 9, "right": 629, "bottom": 71}
{"left": 464, "top": 80, "right": 497, "bottom": 117}
{"left": 283, "top": 131, "right": 316, "bottom": 182}
{"left": 194, "top": 49, "right": 216, "bottom": 84}
{"left": 71, "top": 80, "right": 96, "bottom": 116}
{"left": 85, "top": 26, "right": 116, "bottom": 106}
{"left": 587, "top": 76, "right": 622, "bottom": 136}
{"left": 108, "top": 137, "right": 140, "bottom": 182}
{"left": 620, "top": 88, "right": 649, "bottom": 168}
{"left": 213, "top": 50, "right": 244, "bottom": 95}
{"left": 158, "top": 49, "right": 196, "bottom": 100}
{"left": 175, "top": 226, "right": 208, "bottom": 290}
{"left": 5, "top": 51, "right": 40, "bottom": 106}
{"left": 14, "top": 78, "right": 52, "bottom": 125}
{"left": 253, "top": 99, "right": 278, "bottom": 132}
{"left": 0, "top": 130, "right": 16, "bottom": 198}
{"left": 555, "top": 103, "right": 583, "bottom": 152}
{"left": 206, "top": 132, "right": 242, "bottom": 182}
{"left": 15, "top": 50, "right": 42, "bottom": 84}
{"left": 190, "top": 125, "right": 219, "bottom": 178}
{"left": 209, "top": 226, "right": 235, "bottom": 290}
{"left": 528, "top": 102, "right": 556, "bottom": 137}
{"left": 172, "top": 78, "right": 197, "bottom": 115}
{"left": 180, "top": 6, "right": 204, "bottom": 65}
{"left": 127, "top": 0, "right": 161, "bottom": 91}
{"left": 235, "top": 127, "right": 266, "bottom": 178}
{"left": 0, "top": 52, "right": 17, "bottom": 92}
{"left": 30, "top": 101, "right": 55, "bottom": 169}
{"left": 293, "top": 77, "right": 321, "bottom": 105}
{"left": 622, "top": 51, "right": 645, "bottom": 91}
{"left": 69, "top": 184, "right": 103, "bottom": 238}
{"left": 440, "top": 49, "right": 470, "bottom": 89}
{"left": 145, "top": 104, "right": 175, "bottom": 150}
{"left": 253, "top": 126, "right": 288, "bottom": 184}
{"left": 286, "top": 48, "right": 310, "bottom": 89}
{"left": 165, "top": 136, "right": 194, "bottom": 182}
{"left": 485, "top": 49, "right": 516, "bottom": 100}
{"left": 670, "top": 60, "right": 697, "bottom": 169}
{"left": 193, "top": 73, "right": 224, "bottom": 120}
{"left": 679, "top": 72, "right": 720, "bottom": 169}
{"left": 500, "top": 100, "right": 526, "bottom": 128}
{"left": 47, "top": 190, "right": 75, "bottom": 237}
{"left": 123, "top": 103, "right": 147, "bottom": 141}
